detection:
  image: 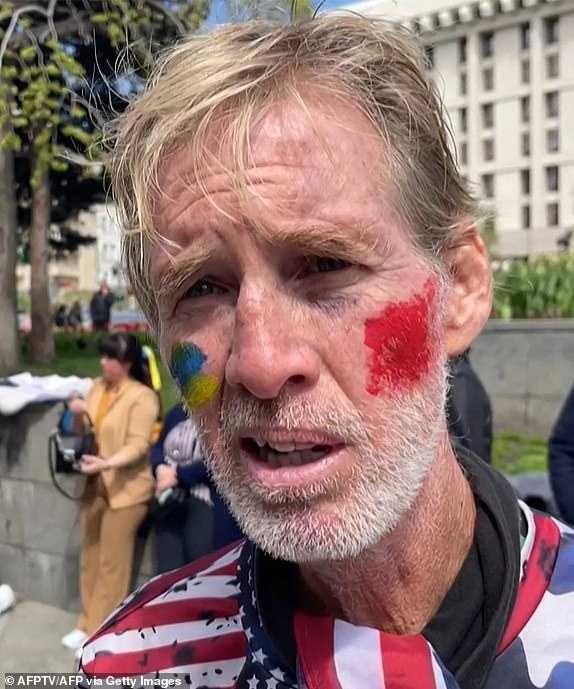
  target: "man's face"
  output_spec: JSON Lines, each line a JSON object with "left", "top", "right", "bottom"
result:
{"left": 152, "top": 96, "right": 449, "bottom": 562}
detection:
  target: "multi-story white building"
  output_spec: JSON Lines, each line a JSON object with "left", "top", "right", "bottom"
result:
{"left": 16, "top": 203, "right": 124, "bottom": 301}
{"left": 338, "top": 0, "right": 574, "bottom": 257}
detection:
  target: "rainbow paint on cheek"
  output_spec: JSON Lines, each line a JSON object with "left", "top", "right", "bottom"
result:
{"left": 169, "top": 342, "right": 220, "bottom": 410}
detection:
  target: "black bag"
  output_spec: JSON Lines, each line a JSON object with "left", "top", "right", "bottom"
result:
{"left": 49, "top": 407, "right": 97, "bottom": 475}
{"left": 154, "top": 485, "right": 189, "bottom": 514}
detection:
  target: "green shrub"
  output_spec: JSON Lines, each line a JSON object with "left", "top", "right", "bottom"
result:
{"left": 492, "top": 431, "right": 548, "bottom": 474}
{"left": 20, "top": 330, "right": 159, "bottom": 359}
{"left": 493, "top": 253, "right": 574, "bottom": 319}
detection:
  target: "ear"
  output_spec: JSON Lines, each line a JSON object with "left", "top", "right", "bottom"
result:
{"left": 443, "top": 227, "right": 493, "bottom": 357}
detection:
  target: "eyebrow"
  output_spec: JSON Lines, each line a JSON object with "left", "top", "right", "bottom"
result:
{"left": 155, "top": 244, "right": 215, "bottom": 306}
{"left": 154, "top": 222, "right": 387, "bottom": 304}
{"left": 262, "top": 223, "right": 386, "bottom": 266}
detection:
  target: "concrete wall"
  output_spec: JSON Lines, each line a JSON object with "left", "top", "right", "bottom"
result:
{"left": 472, "top": 318, "right": 574, "bottom": 437}
{"left": 1, "top": 318, "right": 573, "bottom": 607}
{"left": 0, "top": 403, "right": 155, "bottom": 610}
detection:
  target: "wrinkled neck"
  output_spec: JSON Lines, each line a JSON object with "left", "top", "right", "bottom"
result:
{"left": 299, "top": 435, "right": 476, "bottom": 634}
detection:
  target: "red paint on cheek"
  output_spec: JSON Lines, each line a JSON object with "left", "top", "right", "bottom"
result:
{"left": 364, "top": 279, "right": 437, "bottom": 396}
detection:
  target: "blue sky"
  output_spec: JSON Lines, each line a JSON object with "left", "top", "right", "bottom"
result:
{"left": 205, "top": 0, "right": 352, "bottom": 27}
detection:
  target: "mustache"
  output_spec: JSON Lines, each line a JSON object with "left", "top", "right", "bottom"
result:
{"left": 218, "top": 390, "right": 372, "bottom": 446}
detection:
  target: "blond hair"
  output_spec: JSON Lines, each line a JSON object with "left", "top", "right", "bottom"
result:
{"left": 107, "top": 14, "right": 476, "bottom": 327}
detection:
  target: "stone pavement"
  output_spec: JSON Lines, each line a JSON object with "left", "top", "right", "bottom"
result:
{"left": 0, "top": 597, "right": 79, "bottom": 684}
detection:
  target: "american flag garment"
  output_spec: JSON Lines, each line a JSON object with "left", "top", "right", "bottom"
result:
{"left": 76, "top": 502, "right": 574, "bottom": 689}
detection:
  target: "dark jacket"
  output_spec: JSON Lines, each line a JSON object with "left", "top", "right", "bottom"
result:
{"left": 549, "top": 382, "right": 574, "bottom": 525}
{"left": 151, "top": 404, "right": 243, "bottom": 549}
{"left": 446, "top": 351, "right": 493, "bottom": 464}
{"left": 90, "top": 290, "right": 114, "bottom": 325}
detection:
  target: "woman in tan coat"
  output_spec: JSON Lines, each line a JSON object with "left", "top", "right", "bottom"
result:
{"left": 61, "top": 333, "right": 160, "bottom": 655}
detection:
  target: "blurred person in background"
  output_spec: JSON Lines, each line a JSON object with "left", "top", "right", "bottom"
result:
{"left": 549, "top": 381, "right": 574, "bottom": 525}
{"left": 90, "top": 280, "right": 115, "bottom": 331}
{"left": 54, "top": 304, "right": 68, "bottom": 328}
{"left": 446, "top": 348, "right": 493, "bottom": 464}
{"left": 68, "top": 300, "right": 84, "bottom": 332}
{"left": 61, "top": 332, "right": 160, "bottom": 656}
{"left": 151, "top": 402, "right": 243, "bottom": 573}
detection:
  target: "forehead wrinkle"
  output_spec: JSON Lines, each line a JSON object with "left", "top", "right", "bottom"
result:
{"left": 157, "top": 161, "right": 321, "bottom": 233}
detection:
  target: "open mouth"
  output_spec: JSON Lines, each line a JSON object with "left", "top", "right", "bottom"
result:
{"left": 241, "top": 437, "right": 337, "bottom": 468}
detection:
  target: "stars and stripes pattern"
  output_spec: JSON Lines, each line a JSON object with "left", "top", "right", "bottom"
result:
{"left": 76, "top": 503, "right": 573, "bottom": 689}
{"left": 293, "top": 613, "right": 459, "bottom": 689}
{"left": 77, "top": 541, "right": 248, "bottom": 688}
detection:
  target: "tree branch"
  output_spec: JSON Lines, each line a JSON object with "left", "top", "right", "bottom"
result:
{"left": 0, "top": 0, "right": 58, "bottom": 66}
{"left": 144, "top": 0, "right": 186, "bottom": 34}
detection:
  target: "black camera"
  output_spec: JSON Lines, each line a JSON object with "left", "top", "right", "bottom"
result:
{"left": 49, "top": 407, "right": 97, "bottom": 474}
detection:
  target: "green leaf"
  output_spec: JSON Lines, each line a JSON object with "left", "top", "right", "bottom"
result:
{"left": 46, "top": 64, "right": 60, "bottom": 77}
{"left": 70, "top": 105, "right": 86, "bottom": 119}
{"left": 50, "top": 159, "right": 69, "bottom": 172}
{"left": 0, "top": 6, "right": 14, "bottom": 22}
{"left": 61, "top": 125, "right": 94, "bottom": 147}
{"left": 1, "top": 66, "right": 18, "bottom": 79}
{"left": 90, "top": 13, "right": 110, "bottom": 23}
{"left": 0, "top": 131, "right": 22, "bottom": 152}
{"left": 19, "top": 45, "right": 37, "bottom": 61}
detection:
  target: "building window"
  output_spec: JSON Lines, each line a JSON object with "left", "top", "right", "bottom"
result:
{"left": 521, "top": 132, "right": 530, "bottom": 156}
{"left": 546, "top": 166, "right": 559, "bottom": 192}
{"left": 547, "top": 202, "right": 559, "bottom": 227}
{"left": 483, "top": 67, "right": 494, "bottom": 91}
{"left": 544, "top": 16, "right": 559, "bottom": 45}
{"left": 521, "top": 59, "right": 530, "bottom": 84}
{"left": 458, "top": 37, "right": 467, "bottom": 65}
{"left": 482, "top": 103, "right": 494, "bottom": 128}
{"left": 547, "top": 129, "right": 560, "bottom": 153}
{"left": 545, "top": 91, "right": 559, "bottom": 118}
{"left": 522, "top": 205, "right": 531, "bottom": 229}
{"left": 424, "top": 45, "right": 434, "bottom": 70}
{"left": 459, "top": 142, "right": 467, "bottom": 166}
{"left": 546, "top": 53, "right": 559, "bottom": 79}
{"left": 459, "top": 108, "right": 467, "bottom": 133}
{"left": 480, "top": 31, "right": 494, "bottom": 58}
{"left": 459, "top": 72, "right": 467, "bottom": 96}
{"left": 521, "top": 169, "right": 531, "bottom": 195}
{"left": 482, "top": 174, "right": 494, "bottom": 199}
{"left": 521, "top": 96, "right": 530, "bottom": 123}
{"left": 520, "top": 23, "right": 530, "bottom": 50}
{"left": 483, "top": 138, "right": 494, "bottom": 161}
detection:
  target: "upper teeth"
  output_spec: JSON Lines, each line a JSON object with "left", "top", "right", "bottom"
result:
{"left": 268, "top": 442, "right": 296, "bottom": 452}
{"left": 251, "top": 437, "right": 318, "bottom": 453}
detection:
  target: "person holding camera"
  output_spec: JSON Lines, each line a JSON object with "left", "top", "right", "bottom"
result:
{"left": 61, "top": 333, "right": 160, "bottom": 656}
{"left": 151, "top": 404, "right": 214, "bottom": 573}
{"left": 151, "top": 403, "right": 243, "bottom": 573}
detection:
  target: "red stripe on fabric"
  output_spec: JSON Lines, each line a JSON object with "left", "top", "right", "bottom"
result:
{"left": 82, "top": 629, "right": 246, "bottom": 675}
{"left": 380, "top": 633, "right": 436, "bottom": 689}
{"left": 101, "top": 597, "right": 240, "bottom": 633}
{"left": 497, "top": 513, "right": 561, "bottom": 654}
{"left": 294, "top": 613, "right": 343, "bottom": 689}
{"left": 88, "top": 541, "right": 243, "bottom": 643}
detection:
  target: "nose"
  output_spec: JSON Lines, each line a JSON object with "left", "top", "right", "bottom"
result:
{"left": 225, "top": 290, "right": 321, "bottom": 400}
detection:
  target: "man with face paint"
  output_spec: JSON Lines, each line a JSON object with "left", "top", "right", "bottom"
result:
{"left": 77, "top": 15, "right": 574, "bottom": 689}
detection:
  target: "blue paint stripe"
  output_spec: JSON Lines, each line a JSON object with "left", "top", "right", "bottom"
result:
{"left": 170, "top": 342, "right": 207, "bottom": 385}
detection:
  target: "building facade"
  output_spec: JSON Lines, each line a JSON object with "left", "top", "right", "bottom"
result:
{"left": 16, "top": 203, "right": 124, "bottom": 301}
{"left": 338, "top": 0, "right": 574, "bottom": 258}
